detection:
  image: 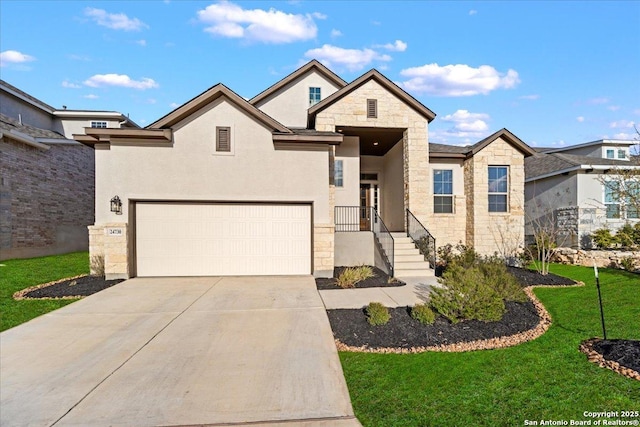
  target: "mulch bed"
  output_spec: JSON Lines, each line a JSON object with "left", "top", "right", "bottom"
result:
{"left": 315, "top": 266, "right": 406, "bottom": 290}
{"left": 507, "top": 266, "right": 576, "bottom": 287}
{"left": 580, "top": 338, "right": 640, "bottom": 381}
{"left": 13, "top": 275, "right": 124, "bottom": 300}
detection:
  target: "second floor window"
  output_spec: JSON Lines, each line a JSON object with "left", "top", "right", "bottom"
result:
{"left": 309, "top": 87, "right": 321, "bottom": 106}
{"left": 488, "top": 166, "right": 508, "bottom": 212}
{"left": 433, "top": 169, "right": 453, "bottom": 213}
{"left": 91, "top": 121, "right": 107, "bottom": 128}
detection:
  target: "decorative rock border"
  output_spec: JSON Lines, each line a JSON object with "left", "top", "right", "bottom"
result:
{"left": 13, "top": 275, "right": 89, "bottom": 301}
{"left": 335, "top": 281, "right": 584, "bottom": 354}
{"left": 579, "top": 338, "right": 640, "bottom": 382}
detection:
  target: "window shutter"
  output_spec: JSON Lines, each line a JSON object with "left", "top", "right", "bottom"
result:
{"left": 367, "top": 99, "right": 377, "bottom": 118}
{"left": 216, "top": 127, "right": 231, "bottom": 152}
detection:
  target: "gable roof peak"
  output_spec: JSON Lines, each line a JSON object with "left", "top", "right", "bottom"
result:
{"left": 249, "top": 59, "right": 347, "bottom": 106}
{"left": 148, "top": 82, "right": 290, "bottom": 133}
{"left": 471, "top": 128, "right": 536, "bottom": 157}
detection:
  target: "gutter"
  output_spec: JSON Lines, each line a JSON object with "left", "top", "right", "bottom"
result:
{"left": 0, "top": 130, "right": 50, "bottom": 150}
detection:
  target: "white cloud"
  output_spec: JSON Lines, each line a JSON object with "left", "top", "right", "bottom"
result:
{"left": 375, "top": 40, "right": 407, "bottom": 52}
{"left": 519, "top": 94, "right": 539, "bottom": 100}
{"left": 84, "top": 74, "right": 159, "bottom": 90}
{"left": 135, "top": 39, "right": 147, "bottom": 46}
{"left": 609, "top": 120, "right": 635, "bottom": 129}
{"left": 330, "top": 29, "right": 342, "bottom": 38}
{"left": 311, "top": 12, "right": 326, "bottom": 19}
{"left": 0, "top": 50, "right": 35, "bottom": 67}
{"left": 398, "top": 63, "right": 520, "bottom": 96}
{"left": 197, "top": 1, "right": 318, "bottom": 44}
{"left": 607, "top": 105, "right": 621, "bottom": 111}
{"left": 62, "top": 80, "right": 81, "bottom": 89}
{"left": 85, "top": 8, "right": 148, "bottom": 31}
{"left": 83, "top": 94, "right": 99, "bottom": 99}
{"left": 586, "top": 97, "right": 609, "bottom": 105}
{"left": 469, "top": 9, "right": 478, "bottom": 15}
{"left": 305, "top": 44, "right": 391, "bottom": 71}
{"left": 612, "top": 132, "right": 636, "bottom": 140}
{"left": 576, "top": 116, "right": 585, "bottom": 122}
{"left": 169, "top": 102, "right": 180, "bottom": 109}
{"left": 441, "top": 109, "right": 490, "bottom": 135}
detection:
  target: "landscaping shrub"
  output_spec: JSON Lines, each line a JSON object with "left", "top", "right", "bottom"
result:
{"left": 366, "top": 302, "right": 391, "bottom": 325}
{"left": 591, "top": 225, "right": 640, "bottom": 250}
{"left": 429, "top": 253, "right": 526, "bottom": 324}
{"left": 411, "top": 303, "right": 436, "bottom": 325}
{"left": 620, "top": 256, "right": 636, "bottom": 272}
{"left": 336, "top": 266, "right": 374, "bottom": 288}
{"left": 430, "top": 264, "right": 506, "bottom": 323}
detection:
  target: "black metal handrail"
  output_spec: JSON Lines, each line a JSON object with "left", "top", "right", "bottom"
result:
{"left": 406, "top": 209, "right": 436, "bottom": 268}
{"left": 335, "top": 206, "right": 394, "bottom": 276}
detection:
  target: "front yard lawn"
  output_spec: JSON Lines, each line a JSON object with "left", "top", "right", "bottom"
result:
{"left": 0, "top": 251, "right": 89, "bottom": 332}
{"left": 340, "top": 264, "right": 640, "bottom": 426}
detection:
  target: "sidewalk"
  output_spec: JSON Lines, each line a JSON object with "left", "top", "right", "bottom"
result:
{"left": 319, "top": 275, "right": 439, "bottom": 309}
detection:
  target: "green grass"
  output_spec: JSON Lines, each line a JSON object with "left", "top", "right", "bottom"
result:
{"left": 340, "top": 264, "right": 640, "bottom": 426}
{"left": 0, "top": 251, "right": 89, "bottom": 332}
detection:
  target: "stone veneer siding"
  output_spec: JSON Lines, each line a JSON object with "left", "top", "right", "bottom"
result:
{"left": 0, "top": 138, "right": 94, "bottom": 260}
{"left": 464, "top": 137, "right": 526, "bottom": 255}
{"left": 315, "top": 79, "right": 430, "bottom": 229}
{"left": 88, "top": 223, "right": 129, "bottom": 279}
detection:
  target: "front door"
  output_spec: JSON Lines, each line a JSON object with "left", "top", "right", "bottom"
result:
{"left": 360, "top": 183, "right": 371, "bottom": 230}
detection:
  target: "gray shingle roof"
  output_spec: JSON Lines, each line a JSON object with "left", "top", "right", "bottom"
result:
{"left": 525, "top": 152, "right": 635, "bottom": 179}
{"left": 428, "top": 142, "right": 470, "bottom": 154}
{"left": 0, "top": 113, "right": 66, "bottom": 140}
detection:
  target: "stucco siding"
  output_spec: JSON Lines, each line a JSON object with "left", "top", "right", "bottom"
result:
{"left": 334, "top": 136, "right": 359, "bottom": 208}
{"left": 60, "top": 119, "right": 123, "bottom": 139}
{"left": 0, "top": 94, "right": 54, "bottom": 131}
{"left": 254, "top": 71, "right": 342, "bottom": 128}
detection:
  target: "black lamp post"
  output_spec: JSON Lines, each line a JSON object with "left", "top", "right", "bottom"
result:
{"left": 110, "top": 196, "right": 122, "bottom": 215}
{"left": 593, "top": 263, "right": 607, "bottom": 340}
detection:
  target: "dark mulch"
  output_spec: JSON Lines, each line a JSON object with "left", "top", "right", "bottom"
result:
{"left": 315, "top": 266, "right": 406, "bottom": 290}
{"left": 328, "top": 300, "right": 540, "bottom": 349}
{"left": 23, "top": 276, "right": 124, "bottom": 299}
{"left": 507, "top": 266, "right": 576, "bottom": 287}
{"left": 592, "top": 339, "right": 640, "bottom": 373}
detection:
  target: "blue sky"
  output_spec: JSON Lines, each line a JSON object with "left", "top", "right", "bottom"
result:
{"left": 1, "top": 1, "right": 639, "bottom": 147}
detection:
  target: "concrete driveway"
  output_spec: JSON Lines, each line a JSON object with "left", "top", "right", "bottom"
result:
{"left": 1, "top": 276, "right": 360, "bottom": 426}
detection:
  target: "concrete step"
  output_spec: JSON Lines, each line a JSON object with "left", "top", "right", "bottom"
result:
{"left": 395, "top": 248, "right": 420, "bottom": 256}
{"left": 394, "top": 253, "right": 425, "bottom": 263}
{"left": 395, "top": 268, "right": 435, "bottom": 277}
{"left": 392, "top": 237, "right": 414, "bottom": 244}
{"left": 390, "top": 232, "right": 408, "bottom": 238}
{"left": 394, "top": 242, "right": 418, "bottom": 250}
{"left": 394, "top": 260, "right": 432, "bottom": 270}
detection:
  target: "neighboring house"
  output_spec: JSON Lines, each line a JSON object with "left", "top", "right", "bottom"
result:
{"left": 525, "top": 139, "right": 640, "bottom": 248}
{"left": 0, "top": 80, "right": 136, "bottom": 260}
{"left": 75, "top": 60, "right": 535, "bottom": 280}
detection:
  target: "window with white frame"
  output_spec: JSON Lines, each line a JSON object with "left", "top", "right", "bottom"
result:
{"left": 433, "top": 169, "right": 453, "bottom": 213}
{"left": 618, "top": 149, "right": 626, "bottom": 159}
{"left": 488, "top": 166, "right": 508, "bottom": 212}
{"left": 606, "top": 180, "right": 640, "bottom": 219}
{"left": 334, "top": 160, "right": 343, "bottom": 187}
{"left": 91, "top": 121, "right": 107, "bottom": 128}
{"left": 606, "top": 149, "right": 615, "bottom": 159}
{"left": 309, "top": 87, "right": 321, "bottom": 106}
{"left": 604, "top": 181, "right": 621, "bottom": 218}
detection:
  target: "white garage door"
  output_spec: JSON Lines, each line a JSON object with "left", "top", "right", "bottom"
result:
{"left": 135, "top": 203, "right": 311, "bottom": 276}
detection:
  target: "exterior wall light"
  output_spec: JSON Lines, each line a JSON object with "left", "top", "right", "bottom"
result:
{"left": 110, "top": 196, "right": 122, "bottom": 215}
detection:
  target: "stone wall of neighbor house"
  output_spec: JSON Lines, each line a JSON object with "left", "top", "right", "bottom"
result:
{"left": 464, "top": 137, "right": 525, "bottom": 255}
{"left": 0, "top": 138, "right": 94, "bottom": 260}
{"left": 551, "top": 247, "right": 640, "bottom": 271}
{"left": 315, "top": 79, "right": 430, "bottom": 228}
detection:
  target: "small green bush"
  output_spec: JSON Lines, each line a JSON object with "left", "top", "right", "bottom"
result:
{"left": 336, "top": 266, "right": 374, "bottom": 288}
{"left": 430, "top": 264, "right": 506, "bottom": 323}
{"left": 366, "top": 302, "right": 391, "bottom": 325}
{"left": 411, "top": 303, "right": 436, "bottom": 325}
{"left": 591, "top": 228, "right": 617, "bottom": 249}
{"left": 620, "top": 256, "right": 636, "bottom": 272}
{"left": 616, "top": 223, "right": 638, "bottom": 249}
